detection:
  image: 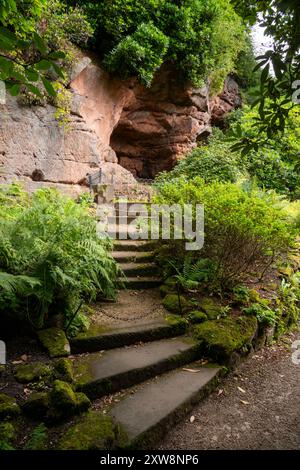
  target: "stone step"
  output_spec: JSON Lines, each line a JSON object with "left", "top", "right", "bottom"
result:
{"left": 112, "top": 251, "right": 154, "bottom": 263}
{"left": 107, "top": 224, "right": 158, "bottom": 239}
{"left": 114, "top": 240, "right": 157, "bottom": 252}
{"left": 74, "top": 337, "right": 201, "bottom": 399}
{"left": 120, "top": 276, "right": 161, "bottom": 289}
{"left": 109, "top": 364, "right": 223, "bottom": 449}
{"left": 120, "top": 262, "right": 157, "bottom": 277}
{"left": 70, "top": 320, "right": 187, "bottom": 354}
{"left": 110, "top": 365, "right": 221, "bottom": 449}
{"left": 114, "top": 202, "right": 151, "bottom": 211}
{"left": 108, "top": 215, "right": 148, "bottom": 224}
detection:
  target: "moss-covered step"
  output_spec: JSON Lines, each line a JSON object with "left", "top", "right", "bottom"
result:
{"left": 70, "top": 320, "right": 187, "bottom": 354}
{"left": 120, "top": 262, "right": 158, "bottom": 277}
{"left": 0, "top": 393, "right": 20, "bottom": 419}
{"left": 162, "top": 294, "right": 190, "bottom": 314}
{"left": 21, "top": 381, "right": 91, "bottom": 422}
{"left": 109, "top": 364, "right": 222, "bottom": 449}
{"left": 58, "top": 411, "right": 127, "bottom": 450}
{"left": 14, "top": 362, "right": 52, "bottom": 383}
{"left": 73, "top": 337, "right": 202, "bottom": 399}
{"left": 121, "top": 276, "right": 161, "bottom": 289}
{"left": 37, "top": 328, "right": 70, "bottom": 358}
{"left": 112, "top": 251, "right": 154, "bottom": 263}
{"left": 194, "top": 316, "right": 258, "bottom": 365}
{"left": 114, "top": 240, "right": 157, "bottom": 252}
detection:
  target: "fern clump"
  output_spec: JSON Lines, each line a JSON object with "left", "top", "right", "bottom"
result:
{"left": 0, "top": 184, "right": 119, "bottom": 332}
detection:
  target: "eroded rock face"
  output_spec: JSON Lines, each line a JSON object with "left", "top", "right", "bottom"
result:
{"left": 110, "top": 66, "right": 213, "bottom": 178}
{"left": 210, "top": 76, "right": 242, "bottom": 127}
{"left": 0, "top": 96, "right": 103, "bottom": 196}
{"left": 0, "top": 60, "right": 136, "bottom": 194}
{"left": 0, "top": 59, "right": 241, "bottom": 191}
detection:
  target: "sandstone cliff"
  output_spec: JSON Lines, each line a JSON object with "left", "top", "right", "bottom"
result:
{"left": 0, "top": 58, "right": 241, "bottom": 193}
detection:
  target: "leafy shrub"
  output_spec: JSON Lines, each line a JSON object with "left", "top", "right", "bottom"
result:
{"left": 167, "top": 255, "right": 216, "bottom": 291}
{"left": 229, "top": 106, "right": 300, "bottom": 200}
{"left": 243, "top": 303, "right": 277, "bottom": 327}
{"left": 76, "top": 0, "right": 247, "bottom": 89}
{"left": 276, "top": 275, "right": 300, "bottom": 334}
{"left": 43, "top": 0, "right": 94, "bottom": 50}
{"left": 104, "top": 22, "right": 169, "bottom": 86}
{"left": 154, "top": 178, "right": 295, "bottom": 289}
{"left": 0, "top": 184, "right": 118, "bottom": 331}
{"left": 233, "top": 33, "right": 259, "bottom": 90}
{"left": 24, "top": 423, "right": 48, "bottom": 450}
{"left": 156, "top": 130, "right": 242, "bottom": 184}
{"left": 232, "top": 285, "right": 252, "bottom": 305}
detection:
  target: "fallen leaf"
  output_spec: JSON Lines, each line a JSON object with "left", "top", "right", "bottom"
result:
{"left": 217, "top": 389, "right": 224, "bottom": 396}
{"left": 21, "top": 354, "right": 28, "bottom": 362}
{"left": 238, "top": 386, "right": 246, "bottom": 394}
{"left": 240, "top": 400, "right": 250, "bottom": 405}
{"left": 12, "top": 360, "right": 23, "bottom": 365}
{"left": 183, "top": 368, "right": 201, "bottom": 373}
{"left": 190, "top": 416, "right": 195, "bottom": 423}
{"left": 200, "top": 360, "right": 208, "bottom": 366}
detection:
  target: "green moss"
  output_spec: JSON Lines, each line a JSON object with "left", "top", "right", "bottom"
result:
{"left": 163, "top": 294, "right": 190, "bottom": 314}
{"left": 197, "top": 297, "right": 223, "bottom": 320}
{"left": 50, "top": 380, "right": 77, "bottom": 413}
{"left": 165, "top": 314, "right": 188, "bottom": 329}
{"left": 159, "top": 284, "right": 175, "bottom": 297}
{"left": 188, "top": 311, "right": 208, "bottom": 324}
{"left": 0, "top": 393, "right": 20, "bottom": 419}
{"left": 54, "top": 358, "right": 74, "bottom": 383}
{"left": 0, "top": 422, "right": 15, "bottom": 442}
{"left": 278, "top": 266, "right": 294, "bottom": 277}
{"left": 165, "top": 277, "right": 178, "bottom": 287}
{"left": 0, "top": 422, "right": 16, "bottom": 450}
{"left": 14, "top": 362, "right": 52, "bottom": 384}
{"left": 37, "top": 328, "right": 70, "bottom": 358}
{"left": 49, "top": 380, "right": 91, "bottom": 420}
{"left": 74, "top": 324, "right": 110, "bottom": 340}
{"left": 76, "top": 393, "right": 91, "bottom": 412}
{"left": 72, "top": 356, "right": 95, "bottom": 385}
{"left": 194, "top": 316, "right": 258, "bottom": 363}
{"left": 58, "top": 411, "right": 126, "bottom": 450}
{"left": 21, "top": 392, "right": 49, "bottom": 418}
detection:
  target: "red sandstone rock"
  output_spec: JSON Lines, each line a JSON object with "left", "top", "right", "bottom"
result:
{"left": 0, "top": 59, "right": 241, "bottom": 191}
{"left": 210, "top": 76, "right": 242, "bottom": 127}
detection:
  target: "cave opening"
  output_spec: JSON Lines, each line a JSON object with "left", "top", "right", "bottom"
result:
{"left": 110, "top": 126, "right": 155, "bottom": 180}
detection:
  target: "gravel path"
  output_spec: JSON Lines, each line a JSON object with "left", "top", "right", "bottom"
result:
{"left": 160, "top": 332, "right": 300, "bottom": 450}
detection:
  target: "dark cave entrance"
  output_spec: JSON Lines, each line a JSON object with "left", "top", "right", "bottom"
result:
{"left": 110, "top": 127, "right": 155, "bottom": 180}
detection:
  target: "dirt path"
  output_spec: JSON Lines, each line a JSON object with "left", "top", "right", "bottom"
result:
{"left": 90, "top": 288, "right": 167, "bottom": 328}
{"left": 160, "top": 332, "right": 300, "bottom": 450}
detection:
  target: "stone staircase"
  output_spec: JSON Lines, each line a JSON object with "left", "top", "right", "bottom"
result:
{"left": 70, "top": 321, "right": 222, "bottom": 449}
{"left": 109, "top": 202, "right": 162, "bottom": 289}
{"left": 69, "top": 199, "right": 221, "bottom": 448}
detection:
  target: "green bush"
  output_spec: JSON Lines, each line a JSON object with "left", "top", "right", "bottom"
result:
{"left": 104, "top": 22, "right": 169, "bottom": 86}
{"left": 43, "top": 0, "right": 94, "bottom": 50}
{"left": 0, "top": 184, "right": 118, "bottom": 331}
{"left": 76, "top": 0, "right": 247, "bottom": 89}
{"left": 156, "top": 130, "right": 242, "bottom": 184}
{"left": 154, "top": 178, "right": 295, "bottom": 289}
{"left": 229, "top": 106, "right": 300, "bottom": 200}
{"left": 243, "top": 303, "right": 277, "bottom": 327}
